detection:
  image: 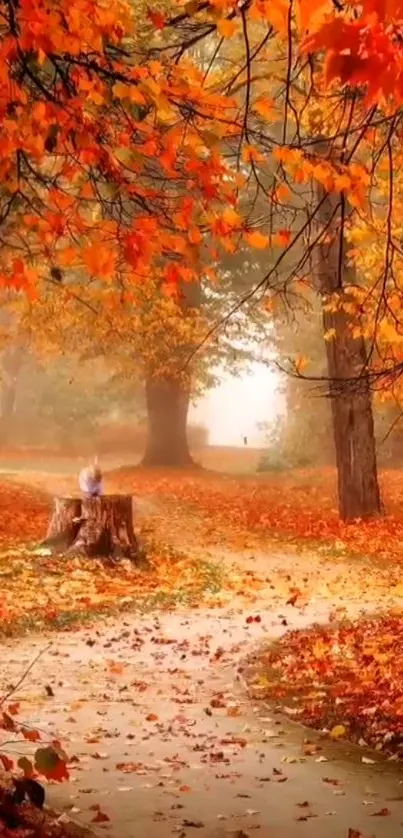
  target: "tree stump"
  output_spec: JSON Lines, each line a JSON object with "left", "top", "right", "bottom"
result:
{"left": 42, "top": 495, "right": 140, "bottom": 561}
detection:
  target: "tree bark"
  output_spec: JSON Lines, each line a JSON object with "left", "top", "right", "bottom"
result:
{"left": 42, "top": 495, "right": 141, "bottom": 560}
{"left": 315, "top": 148, "right": 381, "bottom": 520}
{"left": 141, "top": 279, "right": 202, "bottom": 468}
{"left": 142, "top": 377, "right": 194, "bottom": 466}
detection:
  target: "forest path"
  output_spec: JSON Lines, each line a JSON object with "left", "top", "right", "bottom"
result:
{"left": 1, "top": 464, "right": 402, "bottom": 837}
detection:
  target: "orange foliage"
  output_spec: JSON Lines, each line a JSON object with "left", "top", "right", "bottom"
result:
{"left": 111, "top": 466, "right": 403, "bottom": 562}
{"left": 301, "top": 0, "right": 403, "bottom": 103}
{"left": 255, "top": 613, "right": 403, "bottom": 756}
{"left": 0, "top": 0, "right": 242, "bottom": 295}
{"left": 7, "top": 464, "right": 403, "bottom": 567}
{"left": 0, "top": 480, "right": 234, "bottom": 637}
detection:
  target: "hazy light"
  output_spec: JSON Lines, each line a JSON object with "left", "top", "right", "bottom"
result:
{"left": 191, "top": 362, "right": 283, "bottom": 447}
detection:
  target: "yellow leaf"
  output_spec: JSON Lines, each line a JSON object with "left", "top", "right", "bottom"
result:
{"left": 222, "top": 207, "right": 242, "bottom": 228}
{"left": 295, "top": 356, "right": 309, "bottom": 374}
{"left": 244, "top": 231, "right": 270, "bottom": 249}
{"left": 324, "top": 328, "right": 336, "bottom": 341}
{"left": 330, "top": 724, "right": 346, "bottom": 740}
{"left": 217, "top": 18, "right": 238, "bottom": 38}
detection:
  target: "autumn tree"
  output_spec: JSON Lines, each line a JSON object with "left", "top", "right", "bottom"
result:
{"left": 3, "top": 0, "right": 403, "bottom": 514}
{"left": 152, "top": 0, "right": 403, "bottom": 519}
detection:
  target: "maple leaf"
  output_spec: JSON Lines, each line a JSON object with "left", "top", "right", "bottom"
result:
{"left": 34, "top": 746, "right": 69, "bottom": 781}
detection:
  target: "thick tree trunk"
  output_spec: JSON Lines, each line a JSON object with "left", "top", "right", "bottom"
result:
{"left": 142, "top": 377, "right": 194, "bottom": 467}
{"left": 142, "top": 279, "right": 202, "bottom": 468}
{"left": 42, "top": 495, "right": 141, "bottom": 560}
{"left": 315, "top": 148, "right": 381, "bottom": 520}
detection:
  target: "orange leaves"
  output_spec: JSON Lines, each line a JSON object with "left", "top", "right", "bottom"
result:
{"left": 243, "top": 227, "right": 291, "bottom": 251}
{"left": 255, "top": 611, "right": 403, "bottom": 757}
{"left": 250, "top": 0, "right": 289, "bottom": 32}
{"left": 216, "top": 18, "right": 238, "bottom": 38}
{"left": 112, "top": 82, "right": 147, "bottom": 106}
{"left": 273, "top": 145, "right": 368, "bottom": 207}
{"left": 0, "top": 0, "right": 244, "bottom": 301}
{"left": 244, "top": 231, "right": 270, "bottom": 249}
{"left": 252, "top": 97, "right": 275, "bottom": 121}
{"left": 34, "top": 745, "right": 69, "bottom": 781}
{"left": 299, "top": 0, "right": 403, "bottom": 103}
{"left": 82, "top": 245, "right": 117, "bottom": 279}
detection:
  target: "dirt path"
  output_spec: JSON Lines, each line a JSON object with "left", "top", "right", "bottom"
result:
{"left": 2, "top": 467, "right": 403, "bottom": 836}
{"left": 0, "top": 590, "right": 402, "bottom": 838}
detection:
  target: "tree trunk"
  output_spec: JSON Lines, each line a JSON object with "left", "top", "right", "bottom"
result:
{"left": 142, "top": 279, "right": 202, "bottom": 468}
{"left": 142, "top": 377, "right": 194, "bottom": 466}
{"left": 42, "top": 495, "right": 141, "bottom": 560}
{"left": 315, "top": 147, "right": 381, "bottom": 520}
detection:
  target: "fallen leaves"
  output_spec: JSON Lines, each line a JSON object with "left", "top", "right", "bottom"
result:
{"left": 109, "top": 466, "right": 403, "bottom": 569}
{"left": 252, "top": 613, "right": 403, "bottom": 755}
{"left": 330, "top": 724, "right": 347, "bottom": 740}
{"left": 0, "top": 481, "right": 232, "bottom": 637}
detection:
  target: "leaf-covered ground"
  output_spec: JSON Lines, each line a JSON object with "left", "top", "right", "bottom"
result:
{"left": 0, "top": 475, "right": 267, "bottom": 638}
{"left": 1, "top": 460, "right": 403, "bottom": 837}
{"left": 112, "top": 466, "right": 403, "bottom": 562}
{"left": 0, "top": 481, "right": 223, "bottom": 637}
{"left": 3, "top": 463, "right": 403, "bottom": 640}
{"left": 250, "top": 614, "right": 403, "bottom": 759}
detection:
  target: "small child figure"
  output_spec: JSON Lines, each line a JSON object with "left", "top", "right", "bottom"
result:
{"left": 79, "top": 459, "right": 103, "bottom": 498}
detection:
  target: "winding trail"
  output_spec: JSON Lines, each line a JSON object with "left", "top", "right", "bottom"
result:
{"left": 2, "top": 465, "right": 403, "bottom": 837}
{"left": 2, "top": 587, "right": 403, "bottom": 838}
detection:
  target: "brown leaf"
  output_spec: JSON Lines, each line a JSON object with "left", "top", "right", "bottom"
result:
{"left": 92, "top": 809, "right": 110, "bottom": 823}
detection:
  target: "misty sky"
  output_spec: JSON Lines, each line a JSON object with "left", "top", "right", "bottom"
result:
{"left": 191, "top": 363, "right": 283, "bottom": 446}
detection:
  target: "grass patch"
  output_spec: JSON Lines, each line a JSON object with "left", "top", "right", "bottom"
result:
{"left": 0, "top": 539, "right": 226, "bottom": 639}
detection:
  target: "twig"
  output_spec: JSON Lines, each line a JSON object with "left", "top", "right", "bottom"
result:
{"left": 0, "top": 644, "right": 52, "bottom": 707}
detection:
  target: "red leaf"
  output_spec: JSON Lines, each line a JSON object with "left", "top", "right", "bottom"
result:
{"left": 34, "top": 746, "right": 69, "bottom": 781}
{"left": 22, "top": 728, "right": 41, "bottom": 742}
{"left": 7, "top": 703, "right": 20, "bottom": 716}
{"left": 0, "top": 755, "right": 14, "bottom": 772}
{"left": 1, "top": 712, "right": 16, "bottom": 732}
{"left": 146, "top": 8, "right": 166, "bottom": 29}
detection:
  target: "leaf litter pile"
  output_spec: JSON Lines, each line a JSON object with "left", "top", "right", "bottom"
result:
{"left": 252, "top": 614, "right": 403, "bottom": 757}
